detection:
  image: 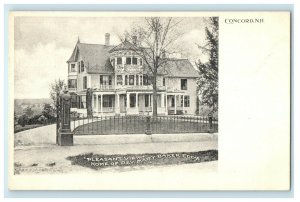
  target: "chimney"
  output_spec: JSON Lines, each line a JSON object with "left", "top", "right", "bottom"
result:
{"left": 132, "top": 35, "right": 137, "bottom": 45}
{"left": 105, "top": 33, "right": 110, "bottom": 46}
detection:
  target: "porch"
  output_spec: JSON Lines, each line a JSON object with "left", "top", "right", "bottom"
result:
{"left": 92, "top": 92, "right": 168, "bottom": 116}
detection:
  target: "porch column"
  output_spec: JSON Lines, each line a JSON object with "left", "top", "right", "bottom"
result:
{"left": 116, "top": 94, "right": 120, "bottom": 114}
{"left": 160, "top": 93, "right": 164, "bottom": 108}
{"left": 96, "top": 94, "right": 99, "bottom": 115}
{"left": 182, "top": 95, "right": 185, "bottom": 114}
{"left": 165, "top": 94, "right": 168, "bottom": 114}
{"left": 151, "top": 94, "right": 153, "bottom": 112}
{"left": 100, "top": 94, "right": 103, "bottom": 115}
{"left": 174, "top": 95, "right": 177, "bottom": 115}
{"left": 126, "top": 93, "right": 130, "bottom": 111}
{"left": 136, "top": 93, "right": 139, "bottom": 112}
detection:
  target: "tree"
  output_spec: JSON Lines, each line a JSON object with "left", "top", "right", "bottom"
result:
{"left": 14, "top": 112, "right": 18, "bottom": 126}
{"left": 24, "top": 106, "right": 34, "bottom": 118}
{"left": 18, "top": 114, "right": 29, "bottom": 127}
{"left": 196, "top": 17, "right": 219, "bottom": 114}
{"left": 49, "top": 79, "right": 66, "bottom": 111}
{"left": 42, "top": 103, "right": 55, "bottom": 119}
{"left": 124, "top": 17, "right": 183, "bottom": 117}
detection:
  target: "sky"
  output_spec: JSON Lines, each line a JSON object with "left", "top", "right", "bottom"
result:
{"left": 14, "top": 16, "right": 210, "bottom": 99}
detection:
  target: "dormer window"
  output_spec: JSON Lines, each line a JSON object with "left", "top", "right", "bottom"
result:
{"left": 81, "top": 61, "right": 84, "bottom": 72}
{"left": 132, "top": 57, "right": 137, "bottom": 65}
{"left": 111, "top": 58, "right": 115, "bottom": 67}
{"left": 126, "top": 57, "right": 131, "bottom": 65}
{"left": 117, "top": 57, "right": 122, "bottom": 65}
{"left": 70, "top": 64, "right": 76, "bottom": 72}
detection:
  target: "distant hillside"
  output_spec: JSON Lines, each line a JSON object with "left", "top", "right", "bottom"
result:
{"left": 14, "top": 98, "right": 53, "bottom": 116}
{"left": 14, "top": 98, "right": 52, "bottom": 105}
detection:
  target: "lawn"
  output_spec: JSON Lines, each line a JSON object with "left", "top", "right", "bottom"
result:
{"left": 74, "top": 116, "right": 218, "bottom": 135}
{"left": 14, "top": 124, "right": 45, "bottom": 133}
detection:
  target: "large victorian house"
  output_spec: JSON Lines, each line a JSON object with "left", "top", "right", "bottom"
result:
{"left": 67, "top": 33, "right": 198, "bottom": 116}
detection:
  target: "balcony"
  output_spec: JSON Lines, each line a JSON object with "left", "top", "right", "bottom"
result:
{"left": 92, "top": 84, "right": 115, "bottom": 91}
{"left": 68, "top": 87, "right": 77, "bottom": 93}
{"left": 92, "top": 84, "right": 166, "bottom": 92}
{"left": 116, "top": 85, "right": 166, "bottom": 91}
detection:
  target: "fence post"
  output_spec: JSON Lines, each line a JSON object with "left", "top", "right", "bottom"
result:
{"left": 145, "top": 116, "right": 152, "bottom": 135}
{"left": 58, "top": 89, "right": 74, "bottom": 146}
{"left": 208, "top": 115, "right": 213, "bottom": 133}
{"left": 56, "top": 93, "right": 60, "bottom": 145}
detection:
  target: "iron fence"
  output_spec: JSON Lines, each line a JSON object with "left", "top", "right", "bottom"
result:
{"left": 71, "top": 113, "right": 218, "bottom": 135}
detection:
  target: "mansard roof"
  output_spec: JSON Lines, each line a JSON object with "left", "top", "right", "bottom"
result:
{"left": 108, "top": 39, "right": 138, "bottom": 53}
{"left": 67, "top": 41, "right": 199, "bottom": 77}
{"left": 161, "top": 59, "right": 199, "bottom": 78}
{"left": 67, "top": 42, "right": 114, "bottom": 74}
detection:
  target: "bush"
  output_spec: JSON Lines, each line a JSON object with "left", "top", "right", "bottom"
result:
{"left": 17, "top": 115, "right": 29, "bottom": 127}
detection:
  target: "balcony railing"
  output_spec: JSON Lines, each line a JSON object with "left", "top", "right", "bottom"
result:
{"left": 96, "top": 84, "right": 115, "bottom": 90}
{"left": 93, "top": 84, "right": 166, "bottom": 91}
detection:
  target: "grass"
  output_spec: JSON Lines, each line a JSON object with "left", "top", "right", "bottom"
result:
{"left": 73, "top": 116, "right": 218, "bottom": 135}
{"left": 14, "top": 124, "right": 45, "bottom": 133}
{"left": 66, "top": 150, "right": 218, "bottom": 170}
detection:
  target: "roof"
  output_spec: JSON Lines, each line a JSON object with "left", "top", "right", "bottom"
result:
{"left": 160, "top": 59, "right": 199, "bottom": 78}
{"left": 108, "top": 40, "right": 137, "bottom": 53}
{"left": 67, "top": 42, "right": 114, "bottom": 74}
{"left": 67, "top": 41, "right": 199, "bottom": 77}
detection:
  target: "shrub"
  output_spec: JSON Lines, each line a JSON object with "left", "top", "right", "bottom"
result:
{"left": 17, "top": 115, "right": 29, "bottom": 127}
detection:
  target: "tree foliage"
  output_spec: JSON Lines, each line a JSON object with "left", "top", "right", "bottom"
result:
{"left": 196, "top": 17, "right": 219, "bottom": 113}
{"left": 42, "top": 103, "right": 55, "bottom": 119}
{"left": 49, "top": 79, "right": 66, "bottom": 110}
{"left": 24, "top": 106, "right": 34, "bottom": 118}
{"left": 124, "top": 17, "right": 182, "bottom": 116}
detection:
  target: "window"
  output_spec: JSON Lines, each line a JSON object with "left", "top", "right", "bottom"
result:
{"left": 100, "top": 75, "right": 103, "bottom": 85}
{"left": 125, "top": 75, "right": 128, "bottom": 85}
{"left": 103, "top": 95, "right": 113, "bottom": 108}
{"left": 180, "top": 95, "right": 184, "bottom": 107}
{"left": 70, "top": 64, "right": 76, "bottom": 72}
{"left": 132, "top": 57, "right": 137, "bottom": 65}
{"left": 140, "top": 75, "right": 143, "bottom": 85}
{"left": 130, "top": 94, "right": 136, "bottom": 107}
{"left": 117, "top": 75, "right": 123, "bottom": 85}
{"left": 171, "top": 96, "right": 175, "bottom": 107}
{"left": 140, "top": 59, "right": 143, "bottom": 65}
{"left": 184, "top": 96, "right": 190, "bottom": 107}
{"left": 136, "top": 75, "right": 139, "bottom": 85}
{"left": 71, "top": 94, "right": 78, "bottom": 108}
{"left": 145, "top": 94, "right": 149, "bottom": 107}
{"left": 181, "top": 79, "right": 187, "bottom": 90}
{"left": 81, "top": 61, "right": 84, "bottom": 72}
{"left": 111, "top": 59, "right": 115, "bottom": 67}
{"left": 163, "top": 78, "right": 165, "bottom": 86}
{"left": 143, "top": 74, "right": 150, "bottom": 85}
{"left": 79, "top": 95, "right": 86, "bottom": 109}
{"left": 108, "top": 75, "right": 112, "bottom": 85}
{"left": 117, "top": 57, "right": 122, "bottom": 65}
{"left": 100, "top": 75, "right": 112, "bottom": 85}
{"left": 68, "top": 79, "right": 77, "bottom": 88}
{"left": 126, "top": 57, "right": 131, "bottom": 65}
{"left": 83, "top": 76, "right": 87, "bottom": 89}
{"left": 129, "top": 75, "right": 134, "bottom": 85}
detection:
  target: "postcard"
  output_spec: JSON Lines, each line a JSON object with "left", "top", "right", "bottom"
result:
{"left": 8, "top": 11, "right": 290, "bottom": 190}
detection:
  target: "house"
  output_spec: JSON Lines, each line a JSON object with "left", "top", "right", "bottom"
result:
{"left": 67, "top": 33, "right": 199, "bottom": 116}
